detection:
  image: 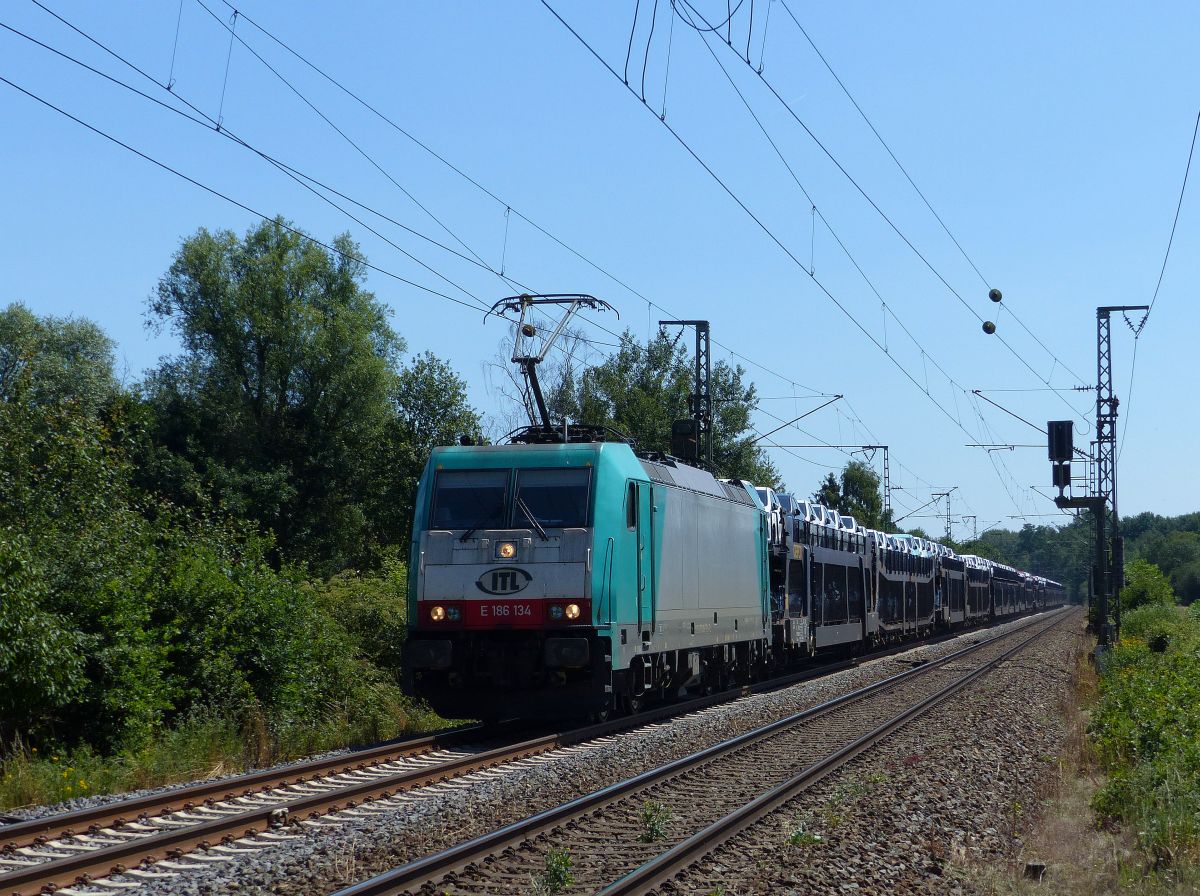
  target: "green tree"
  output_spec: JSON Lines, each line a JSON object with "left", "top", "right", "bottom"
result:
{"left": 839, "top": 460, "right": 892, "bottom": 530}
{"left": 1171, "top": 561, "right": 1200, "bottom": 605}
{"left": 144, "top": 218, "right": 404, "bottom": 572}
{"left": 0, "top": 388, "right": 174, "bottom": 746}
{"left": 1144, "top": 531, "right": 1200, "bottom": 580}
{"left": 0, "top": 303, "right": 118, "bottom": 413}
{"left": 394, "top": 352, "right": 483, "bottom": 460}
{"left": 812, "top": 472, "right": 841, "bottom": 509}
{"left": 569, "top": 330, "right": 779, "bottom": 485}
{"left": 382, "top": 351, "right": 483, "bottom": 539}
{"left": 1120, "top": 559, "right": 1176, "bottom": 612}
{"left": 0, "top": 533, "right": 90, "bottom": 739}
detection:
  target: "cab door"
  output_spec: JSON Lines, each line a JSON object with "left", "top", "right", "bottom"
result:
{"left": 634, "top": 481, "right": 656, "bottom": 644}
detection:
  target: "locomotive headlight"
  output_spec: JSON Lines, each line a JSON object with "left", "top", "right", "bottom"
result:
{"left": 429, "top": 605, "right": 446, "bottom": 622}
{"left": 564, "top": 603, "right": 581, "bottom": 620}
{"left": 497, "top": 541, "right": 516, "bottom": 559}
{"left": 446, "top": 606, "right": 462, "bottom": 622}
{"left": 548, "top": 605, "right": 565, "bottom": 621}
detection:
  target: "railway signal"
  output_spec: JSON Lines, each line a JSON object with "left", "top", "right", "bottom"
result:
{"left": 1049, "top": 303, "right": 1148, "bottom": 648}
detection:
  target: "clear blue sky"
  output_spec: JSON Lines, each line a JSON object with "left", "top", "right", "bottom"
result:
{"left": 3, "top": 1, "right": 1196, "bottom": 536}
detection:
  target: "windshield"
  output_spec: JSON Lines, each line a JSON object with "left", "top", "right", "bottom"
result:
{"left": 515, "top": 468, "right": 591, "bottom": 529}
{"left": 430, "top": 470, "right": 508, "bottom": 530}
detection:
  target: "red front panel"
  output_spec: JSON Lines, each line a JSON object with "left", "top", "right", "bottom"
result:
{"left": 464, "top": 598, "right": 544, "bottom": 627}
{"left": 417, "top": 598, "right": 591, "bottom": 630}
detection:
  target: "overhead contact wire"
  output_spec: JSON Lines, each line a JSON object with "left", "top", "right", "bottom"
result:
{"left": 673, "top": 0, "right": 1091, "bottom": 425}
{"left": 542, "top": 0, "right": 1028, "bottom": 508}
{"left": 213, "top": 0, "right": 832, "bottom": 403}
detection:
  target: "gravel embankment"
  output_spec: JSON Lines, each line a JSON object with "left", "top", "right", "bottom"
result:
{"left": 100, "top": 613, "right": 1069, "bottom": 896}
{"left": 663, "top": 613, "right": 1086, "bottom": 895}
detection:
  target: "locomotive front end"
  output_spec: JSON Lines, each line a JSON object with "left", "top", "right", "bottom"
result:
{"left": 404, "top": 444, "right": 610, "bottom": 719}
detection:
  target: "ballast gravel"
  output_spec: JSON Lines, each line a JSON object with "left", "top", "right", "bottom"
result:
{"left": 92, "top": 613, "right": 1069, "bottom": 896}
{"left": 663, "top": 613, "right": 1087, "bottom": 895}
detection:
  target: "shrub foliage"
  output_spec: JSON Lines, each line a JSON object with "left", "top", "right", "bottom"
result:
{"left": 1090, "top": 572, "right": 1200, "bottom": 865}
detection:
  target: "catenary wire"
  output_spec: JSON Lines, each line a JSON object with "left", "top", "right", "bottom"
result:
{"left": 15, "top": 4, "right": 631, "bottom": 356}
{"left": 0, "top": 74, "right": 504, "bottom": 317}
{"left": 7, "top": 14, "right": 625, "bottom": 361}
{"left": 1120, "top": 106, "right": 1199, "bottom": 459}
{"left": 777, "top": 1, "right": 989, "bottom": 286}
{"left": 191, "top": 0, "right": 497, "bottom": 275}
{"left": 5, "top": 14, "right": 506, "bottom": 322}
{"left": 545, "top": 1, "right": 1023, "bottom": 508}
{"left": 686, "top": 22, "right": 1020, "bottom": 437}
{"left": 24, "top": 3, "right": 938, "bottom": 498}
{"left": 540, "top": 0, "right": 1037, "bottom": 513}
{"left": 210, "top": 0, "right": 837, "bottom": 404}
{"left": 672, "top": 0, "right": 1091, "bottom": 427}
{"left": 776, "top": 0, "right": 1089, "bottom": 388}
{"left": 1147, "top": 106, "right": 1199, "bottom": 320}
{"left": 212, "top": 0, "right": 844, "bottom": 414}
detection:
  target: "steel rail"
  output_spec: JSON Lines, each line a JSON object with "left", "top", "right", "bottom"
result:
{"left": 598, "top": 608, "right": 1074, "bottom": 895}
{"left": 330, "top": 608, "right": 1068, "bottom": 896}
{"left": 0, "top": 723, "right": 499, "bottom": 848}
{"left": 0, "top": 608, "right": 1056, "bottom": 895}
{"left": 0, "top": 659, "right": 856, "bottom": 894}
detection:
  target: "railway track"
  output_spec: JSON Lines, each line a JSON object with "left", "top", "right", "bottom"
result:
{"left": 0, "top": 612, "right": 1048, "bottom": 895}
{"left": 331, "top": 607, "right": 1070, "bottom": 896}
{"left": 0, "top": 661, "right": 849, "bottom": 895}
{"left": 0, "top": 724, "right": 530, "bottom": 896}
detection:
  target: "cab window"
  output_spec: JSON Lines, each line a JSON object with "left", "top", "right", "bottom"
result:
{"left": 430, "top": 470, "right": 508, "bottom": 530}
{"left": 515, "top": 468, "right": 592, "bottom": 529}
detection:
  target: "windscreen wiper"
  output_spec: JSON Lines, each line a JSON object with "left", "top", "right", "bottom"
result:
{"left": 459, "top": 501, "right": 503, "bottom": 542}
{"left": 516, "top": 494, "right": 549, "bottom": 541}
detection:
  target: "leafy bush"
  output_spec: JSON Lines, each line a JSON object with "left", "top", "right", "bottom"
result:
{"left": 0, "top": 357, "right": 439, "bottom": 802}
{"left": 1090, "top": 610, "right": 1200, "bottom": 863}
{"left": 1120, "top": 558, "right": 1176, "bottom": 612}
{"left": 1120, "top": 603, "right": 1183, "bottom": 648}
{"left": 311, "top": 555, "right": 409, "bottom": 680}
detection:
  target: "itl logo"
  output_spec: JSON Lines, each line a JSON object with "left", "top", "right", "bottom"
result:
{"left": 476, "top": 567, "right": 532, "bottom": 595}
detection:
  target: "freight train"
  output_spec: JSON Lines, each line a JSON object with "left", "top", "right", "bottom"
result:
{"left": 403, "top": 438, "right": 1064, "bottom": 720}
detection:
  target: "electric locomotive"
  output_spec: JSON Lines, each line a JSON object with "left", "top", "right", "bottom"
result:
{"left": 404, "top": 440, "right": 771, "bottom": 719}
